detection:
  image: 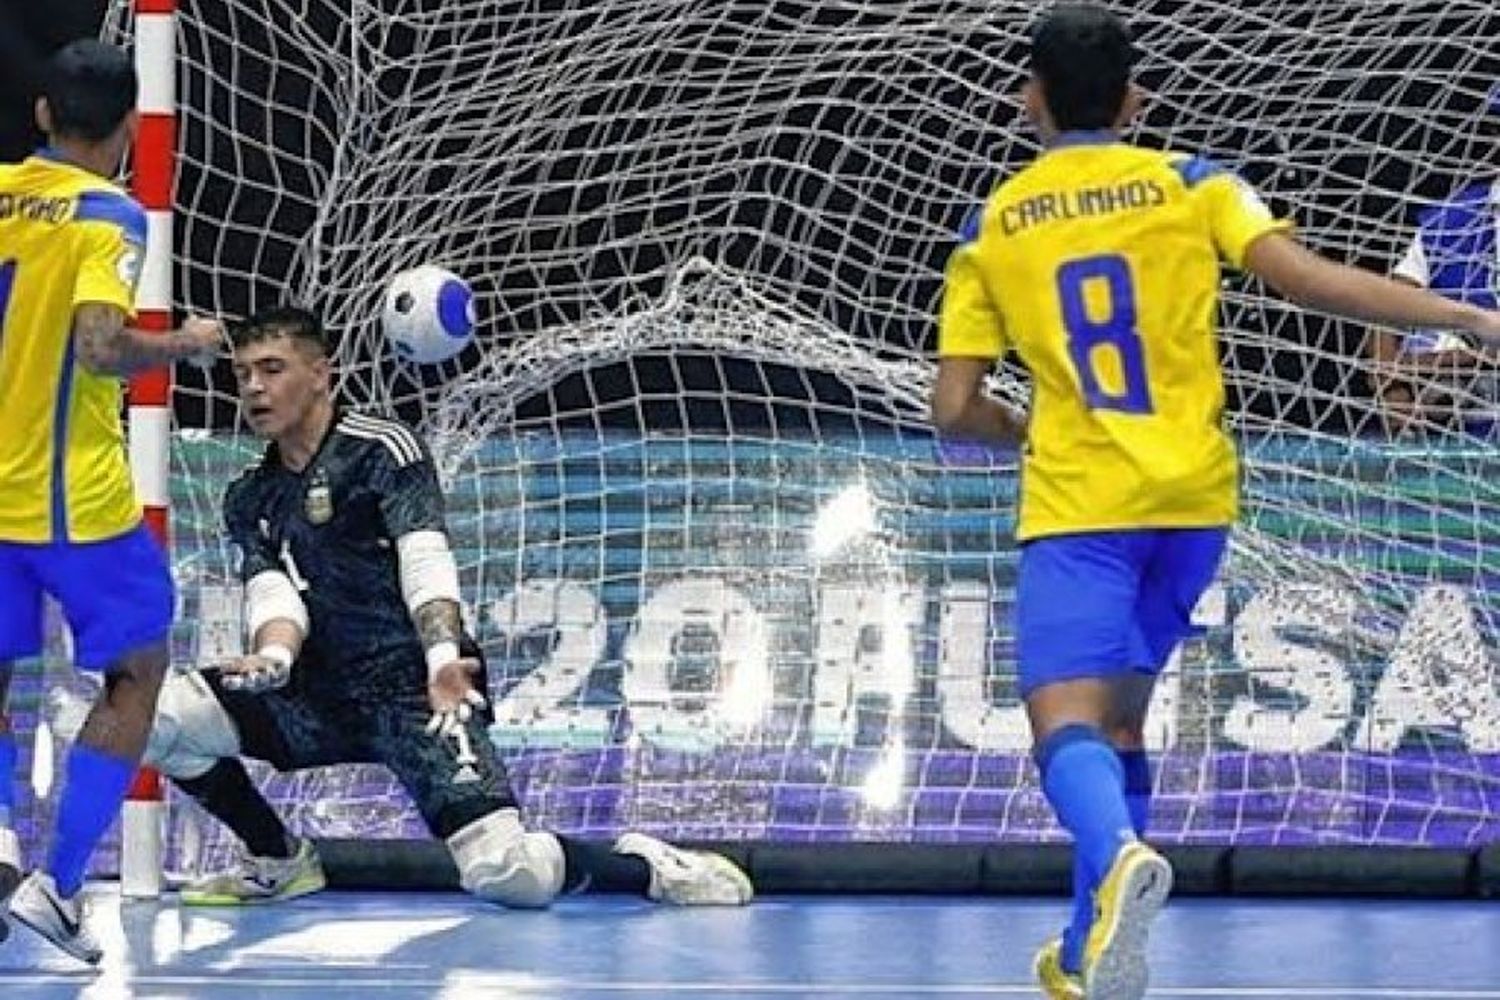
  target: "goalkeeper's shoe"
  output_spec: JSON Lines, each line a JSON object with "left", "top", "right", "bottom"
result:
{"left": 613, "top": 832, "right": 754, "bottom": 906}
{"left": 7, "top": 871, "right": 102, "bottom": 965}
{"left": 0, "top": 826, "right": 20, "bottom": 945}
{"left": 181, "top": 837, "right": 326, "bottom": 906}
{"left": 1081, "top": 841, "right": 1172, "bottom": 1000}
{"left": 1033, "top": 937, "right": 1085, "bottom": 1000}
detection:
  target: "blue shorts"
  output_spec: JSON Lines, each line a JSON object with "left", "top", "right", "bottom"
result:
{"left": 1015, "top": 527, "right": 1228, "bottom": 698}
{"left": 0, "top": 523, "right": 175, "bottom": 670}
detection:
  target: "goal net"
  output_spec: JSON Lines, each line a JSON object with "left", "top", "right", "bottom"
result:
{"left": 33, "top": 0, "right": 1495, "bottom": 874}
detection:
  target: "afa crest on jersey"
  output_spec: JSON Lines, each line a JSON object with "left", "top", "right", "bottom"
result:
{"left": 304, "top": 468, "right": 334, "bottom": 525}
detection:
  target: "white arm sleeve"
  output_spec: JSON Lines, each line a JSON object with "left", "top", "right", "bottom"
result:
{"left": 245, "top": 570, "right": 309, "bottom": 639}
{"left": 397, "top": 530, "right": 461, "bottom": 614}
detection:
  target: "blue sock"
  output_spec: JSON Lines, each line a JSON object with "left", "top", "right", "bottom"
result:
{"left": 0, "top": 732, "right": 16, "bottom": 827}
{"left": 1058, "top": 749, "right": 1157, "bottom": 973}
{"left": 47, "top": 744, "right": 136, "bottom": 898}
{"left": 1118, "top": 748, "right": 1152, "bottom": 837}
{"left": 1060, "top": 858, "right": 1093, "bottom": 974}
{"left": 1037, "top": 724, "right": 1136, "bottom": 891}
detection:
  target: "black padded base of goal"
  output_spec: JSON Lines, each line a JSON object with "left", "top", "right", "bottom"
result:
{"left": 310, "top": 839, "right": 1497, "bottom": 898}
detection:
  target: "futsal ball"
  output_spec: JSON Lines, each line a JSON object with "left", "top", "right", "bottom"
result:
{"left": 382, "top": 265, "right": 476, "bottom": 364}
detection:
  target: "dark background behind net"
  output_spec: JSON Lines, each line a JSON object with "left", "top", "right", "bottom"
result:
{"left": 4, "top": 1, "right": 1498, "bottom": 435}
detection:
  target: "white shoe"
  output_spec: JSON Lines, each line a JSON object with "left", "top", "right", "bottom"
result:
{"left": 8, "top": 871, "right": 103, "bottom": 965}
{"left": 0, "top": 826, "right": 20, "bottom": 945}
{"left": 613, "top": 832, "right": 753, "bottom": 906}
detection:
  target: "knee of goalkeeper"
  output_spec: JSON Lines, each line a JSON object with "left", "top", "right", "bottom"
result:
{"left": 142, "top": 670, "right": 242, "bottom": 780}
{"left": 445, "top": 808, "right": 565, "bottom": 908}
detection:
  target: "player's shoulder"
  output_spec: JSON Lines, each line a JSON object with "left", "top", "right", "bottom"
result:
{"left": 0, "top": 156, "right": 143, "bottom": 236}
{"left": 71, "top": 182, "right": 147, "bottom": 246}
{"left": 222, "top": 455, "right": 275, "bottom": 521}
{"left": 224, "top": 452, "right": 276, "bottom": 498}
{"left": 334, "top": 409, "right": 427, "bottom": 468}
{"left": 74, "top": 183, "right": 146, "bottom": 224}
{"left": 993, "top": 151, "right": 1069, "bottom": 201}
{"left": 26, "top": 156, "right": 148, "bottom": 228}
{"left": 1443, "top": 179, "right": 1494, "bottom": 208}
{"left": 1157, "top": 149, "right": 1239, "bottom": 191}
{"left": 25, "top": 160, "right": 150, "bottom": 248}
{"left": 1415, "top": 179, "right": 1496, "bottom": 230}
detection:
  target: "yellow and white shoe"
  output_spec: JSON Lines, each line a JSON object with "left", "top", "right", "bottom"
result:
{"left": 1081, "top": 841, "right": 1172, "bottom": 1000}
{"left": 181, "top": 837, "right": 326, "bottom": 906}
{"left": 1033, "top": 936, "right": 1085, "bottom": 999}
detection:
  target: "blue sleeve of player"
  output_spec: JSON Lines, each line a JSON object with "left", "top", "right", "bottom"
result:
{"left": 957, "top": 205, "right": 983, "bottom": 244}
{"left": 1172, "top": 155, "right": 1226, "bottom": 188}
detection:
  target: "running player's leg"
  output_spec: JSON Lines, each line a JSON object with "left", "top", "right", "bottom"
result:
{"left": 1078, "top": 527, "right": 1228, "bottom": 999}
{"left": 1030, "top": 673, "right": 1147, "bottom": 996}
{"left": 0, "top": 662, "right": 18, "bottom": 925}
{"left": 1113, "top": 526, "right": 1228, "bottom": 834}
{"left": 1018, "top": 531, "right": 1148, "bottom": 982}
{"left": 0, "top": 543, "right": 46, "bottom": 937}
{"left": 7, "top": 525, "right": 173, "bottom": 963}
{"left": 1105, "top": 673, "right": 1156, "bottom": 837}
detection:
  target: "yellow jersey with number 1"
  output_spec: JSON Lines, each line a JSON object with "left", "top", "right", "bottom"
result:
{"left": 0, "top": 149, "right": 146, "bottom": 544}
{"left": 939, "top": 133, "right": 1291, "bottom": 541}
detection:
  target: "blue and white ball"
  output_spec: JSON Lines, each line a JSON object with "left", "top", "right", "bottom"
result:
{"left": 382, "top": 265, "right": 476, "bottom": 364}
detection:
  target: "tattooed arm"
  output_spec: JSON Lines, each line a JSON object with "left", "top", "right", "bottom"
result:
{"left": 72, "top": 302, "right": 222, "bottom": 377}
{"left": 414, "top": 597, "right": 486, "bottom": 736}
{"left": 413, "top": 598, "right": 464, "bottom": 659}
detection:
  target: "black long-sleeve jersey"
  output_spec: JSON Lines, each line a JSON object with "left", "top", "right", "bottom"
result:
{"left": 224, "top": 410, "right": 448, "bottom": 701}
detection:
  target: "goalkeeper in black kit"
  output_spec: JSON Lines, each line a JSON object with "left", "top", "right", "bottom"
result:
{"left": 144, "top": 306, "right": 752, "bottom": 908}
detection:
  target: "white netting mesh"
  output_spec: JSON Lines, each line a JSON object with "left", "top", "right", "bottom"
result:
{"left": 41, "top": 0, "right": 1497, "bottom": 872}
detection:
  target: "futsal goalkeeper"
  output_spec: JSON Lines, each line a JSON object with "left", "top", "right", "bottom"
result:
{"left": 143, "top": 306, "right": 752, "bottom": 910}
{"left": 928, "top": 6, "right": 1500, "bottom": 999}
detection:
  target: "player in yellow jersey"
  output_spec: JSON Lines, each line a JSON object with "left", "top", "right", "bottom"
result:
{"left": 929, "top": 7, "right": 1500, "bottom": 1000}
{"left": 0, "top": 40, "right": 221, "bottom": 964}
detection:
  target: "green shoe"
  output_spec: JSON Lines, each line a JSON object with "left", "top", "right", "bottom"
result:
{"left": 181, "top": 837, "right": 326, "bottom": 906}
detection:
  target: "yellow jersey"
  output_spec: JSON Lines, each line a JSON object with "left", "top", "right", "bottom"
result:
{"left": 0, "top": 149, "right": 146, "bottom": 543}
{"left": 939, "top": 134, "right": 1291, "bottom": 541}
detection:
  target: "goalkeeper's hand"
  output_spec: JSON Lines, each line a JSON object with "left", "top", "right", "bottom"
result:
{"left": 217, "top": 651, "right": 292, "bottom": 693}
{"left": 424, "top": 657, "right": 488, "bottom": 739}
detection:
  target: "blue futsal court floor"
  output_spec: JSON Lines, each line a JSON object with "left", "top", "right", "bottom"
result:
{"left": 1, "top": 889, "right": 1498, "bottom": 998}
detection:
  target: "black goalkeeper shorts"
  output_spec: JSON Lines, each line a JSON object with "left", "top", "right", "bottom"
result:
{"left": 201, "top": 649, "right": 515, "bottom": 839}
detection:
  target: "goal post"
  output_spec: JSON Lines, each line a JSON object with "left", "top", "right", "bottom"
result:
{"left": 71, "top": 0, "right": 1500, "bottom": 883}
{"left": 119, "top": 0, "right": 178, "bottom": 899}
